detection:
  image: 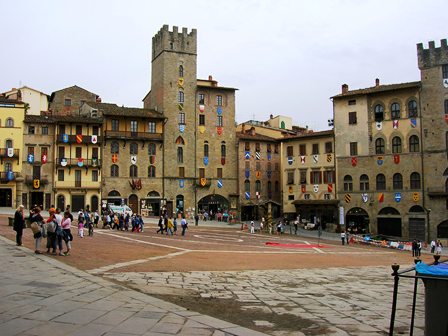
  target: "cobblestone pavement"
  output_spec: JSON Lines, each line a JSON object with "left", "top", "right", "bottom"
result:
{"left": 0, "top": 236, "right": 268, "bottom": 336}
{"left": 101, "top": 265, "right": 425, "bottom": 336}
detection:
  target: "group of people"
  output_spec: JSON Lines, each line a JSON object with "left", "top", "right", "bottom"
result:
{"left": 157, "top": 214, "right": 188, "bottom": 236}
{"left": 202, "top": 210, "right": 234, "bottom": 222}
{"left": 13, "top": 205, "right": 73, "bottom": 256}
{"left": 430, "top": 239, "right": 443, "bottom": 255}
{"left": 102, "top": 211, "right": 144, "bottom": 233}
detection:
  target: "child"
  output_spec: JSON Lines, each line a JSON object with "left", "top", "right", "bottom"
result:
{"left": 250, "top": 221, "right": 255, "bottom": 234}
{"left": 78, "top": 216, "right": 84, "bottom": 238}
{"left": 88, "top": 220, "right": 94, "bottom": 237}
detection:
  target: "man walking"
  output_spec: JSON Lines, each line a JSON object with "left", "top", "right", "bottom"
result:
{"left": 181, "top": 217, "right": 188, "bottom": 236}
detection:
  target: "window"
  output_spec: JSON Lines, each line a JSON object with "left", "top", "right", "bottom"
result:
{"left": 92, "top": 148, "right": 98, "bottom": 158}
{"left": 148, "top": 166, "right": 156, "bottom": 177}
{"left": 287, "top": 172, "right": 294, "bottom": 184}
{"left": 287, "top": 146, "right": 293, "bottom": 156}
{"left": 312, "top": 144, "right": 319, "bottom": 154}
{"left": 204, "top": 143, "right": 209, "bottom": 157}
{"left": 349, "top": 112, "right": 357, "bottom": 124}
{"left": 274, "top": 144, "right": 279, "bottom": 153}
{"left": 179, "top": 113, "right": 185, "bottom": 124}
{"left": 5, "top": 162, "right": 12, "bottom": 172}
{"left": 130, "top": 143, "right": 138, "bottom": 154}
{"left": 179, "top": 65, "right": 183, "bottom": 78}
{"left": 324, "top": 170, "right": 335, "bottom": 183}
{"left": 443, "top": 65, "right": 448, "bottom": 79}
{"left": 256, "top": 162, "right": 261, "bottom": 171}
{"left": 274, "top": 163, "right": 279, "bottom": 171}
{"left": 76, "top": 147, "right": 82, "bottom": 159}
{"left": 130, "top": 165, "right": 138, "bottom": 177}
{"left": 311, "top": 171, "right": 321, "bottom": 184}
{"left": 111, "top": 165, "right": 119, "bottom": 177}
{"left": 445, "top": 100, "right": 448, "bottom": 115}
{"left": 348, "top": 100, "right": 356, "bottom": 105}
{"left": 360, "top": 174, "right": 369, "bottom": 191}
{"left": 410, "top": 172, "right": 421, "bottom": 189}
{"left": 58, "top": 170, "right": 64, "bottom": 181}
{"left": 198, "top": 94, "right": 205, "bottom": 104}
{"left": 255, "top": 143, "right": 260, "bottom": 151}
{"left": 393, "top": 173, "right": 403, "bottom": 190}
{"left": 112, "top": 120, "right": 119, "bottom": 131}
{"left": 177, "top": 147, "right": 183, "bottom": 163}
{"left": 148, "top": 122, "right": 156, "bottom": 133}
{"left": 245, "top": 142, "right": 250, "bottom": 151}
{"left": 5, "top": 140, "right": 12, "bottom": 148}
{"left": 300, "top": 171, "right": 307, "bottom": 184}
{"left": 343, "top": 175, "right": 353, "bottom": 191}
{"left": 349, "top": 142, "right": 358, "bottom": 156}
{"left": 410, "top": 135, "right": 419, "bottom": 152}
{"left": 216, "top": 95, "right": 222, "bottom": 106}
{"left": 244, "top": 180, "right": 250, "bottom": 191}
{"left": 391, "top": 103, "right": 400, "bottom": 119}
{"left": 92, "top": 170, "right": 98, "bottom": 182}
{"left": 178, "top": 91, "right": 184, "bottom": 102}
{"left": 392, "top": 137, "right": 402, "bottom": 153}
{"left": 408, "top": 100, "right": 418, "bottom": 117}
{"left": 275, "top": 181, "right": 279, "bottom": 192}
{"left": 324, "top": 194, "right": 331, "bottom": 200}
{"left": 28, "top": 147, "right": 34, "bottom": 155}
{"left": 267, "top": 181, "right": 272, "bottom": 191}
{"left": 304, "top": 194, "right": 310, "bottom": 200}
{"left": 42, "top": 126, "right": 48, "bottom": 135}
{"left": 245, "top": 161, "right": 250, "bottom": 170}
{"left": 64, "top": 99, "right": 71, "bottom": 106}
{"left": 148, "top": 143, "right": 156, "bottom": 155}
{"left": 267, "top": 162, "right": 272, "bottom": 171}
{"left": 325, "top": 142, "right": 332, "bottom": 153}
{"left": 299, "top": 144, "right": 306, "bottom": 156}
{"left": 376, "top": 174, "right": 386, "bottom": 190}
{"left": 255, "top": 180, "right": 261, "bottom": 191}
{"left": 80, "top": 100, "right": 86, "bottom": 107}
{"left": 199, "top": 115, "right": 205, "bottom": 125}
{"left": 221, "top": 142, "right": 226, "bottom": 157}
{"left": 130, "top": 121, "right": 138, "bottom": 133}
{"left": 375, "top": 138, "right": 385, "bottom": 154}
{"left": 6, "top": 118, "right": 13, "bottom": 127}
{"left": 375, "top": 104, "right": 384, "bottom": 121}
{"left": 217, "top": 168, "right": 222, "bottom": 179}
{"left": 76, "top": 125, "right": 82, "bottom": 134}
{"left": 288, "top": 195, "right": 294, "bottom": 201}
{"left": 217, "top": 115, "right": 223, "bottom": 126}
{"left": 111, "top": 142, "right": 119, "bottom": 154}
{"left": 28, "top": 126, "right": 35, "bottom": 134}
{"left": 267, "top": 144, "right": 271, "bottom": 152}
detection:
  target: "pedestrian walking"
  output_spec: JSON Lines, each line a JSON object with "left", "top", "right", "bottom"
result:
{"left": 341, "top": 231, "right": 346, "bottom": 245}
{"left": 157, "top": 216, "right": 164, "bottom": 234}
{"left": 269, "top": 222, "right": 273, "bottom": 235}
{"left": 94, "top": 211, "right": 99, "bottom": 228}
{"left": 346, "top": 230, "right": 350, "bottom": 245}
{"left": 139, "top": 215, "right": 144, "bottom": 232}
{"left": 13, "top": 205, "right": 26, "bottom": 247}
{"left": 436, "top": 240, "right": 443, "bottom": 255}
{"left": 417, "top": 240, "right": 422, "bottom": 257}
{"left": 53, "top": 208, "right": 65, "bottom": 256}
{"left": 61, "top": 212, "right": 72, "bottom": 255}
{"left": 173, "top": 218, "right": 177, "bottom": 235}
{"left": 203, "top": 211, "right": 208, "bottom": 221}
{"left": 166, "top": 217, "right": 174, "bottom": 235}
{"left": 294, "top": 220, "right": 298, "bottom": 234}
{"left": 195, "top": 213, "right": 199, "bottom": 226}
{"left": 45, "top": 208, "right": 57, "bottom": 254}
{"left": 30, "top": 206, "right": 44, "bottom": 254}
{"left": 431, "top": 239, "right": 436, "bottom": 253}
{"left": 250, "top": 221, "right": 255, "bottom": 234}
{"left": 412, "top": 239, "right": 418, "bottom": 257}
{"left": 259, "top": 221, "right": 263, "bottom": 234}
{"left": 181, "top": 217, "right": 188, "bottom": 236}
{"left": 78, "top": 218, "right": 84, "bottom": 238}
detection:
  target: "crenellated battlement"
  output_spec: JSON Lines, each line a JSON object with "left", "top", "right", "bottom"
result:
{"left": 417, "top": 39, "right": 448, "bottom": 70}
{"left": 152, "top": 24, "right": 197, "bottom": 61}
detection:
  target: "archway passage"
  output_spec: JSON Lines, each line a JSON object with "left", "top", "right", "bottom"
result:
{"left": 438, "top": 220, "right": 448, "bottom": 239}
{"left": 129, "top": 194, "right": 138, "bottom": 215}
{"left": 346, "top": 207, "right": 369, "bottom": 234}
{"left": 377, "top": 207, "right": 401, "bottom": 238}
{"left": 198, "top": 194, "right": 229, "bottom": 220}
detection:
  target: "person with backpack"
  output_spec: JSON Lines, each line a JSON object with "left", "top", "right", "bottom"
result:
{"left": 45, "top": 208, "right": 57, "bottom": 254}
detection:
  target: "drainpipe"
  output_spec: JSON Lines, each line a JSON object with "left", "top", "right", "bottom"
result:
{"left": 418, "top": 86, "right": 429, "bottom": 243}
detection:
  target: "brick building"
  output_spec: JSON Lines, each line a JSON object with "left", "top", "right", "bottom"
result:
{"left": 49, "top": 85, "right": 99, "bottom": 116}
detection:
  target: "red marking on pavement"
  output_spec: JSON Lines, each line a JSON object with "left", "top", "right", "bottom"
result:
{"left": 266, "top": 242, "right": 332, "bottom": 248}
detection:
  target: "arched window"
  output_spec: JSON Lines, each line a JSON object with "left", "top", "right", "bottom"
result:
{"left": 375, "top": 105, "right": 384, "bottom": 121}
{"left": 178, "top": 91, "right": 184, "bottom": 102}
{"left": 393, "top": 173, "right": 403, "bottom": 190}
{"left": 179, "top": 65, "right": 183, "bottom": 78}
{"left": 392, "top": 137, "right": 402, "bottom": 153}
{"left": 111, "top": 165, "right": 119, "bottom": 177}
{"left": 409, "top": 135, "right": 419, "bottom": 152}
{"left": 244, "top": 179, "right": 250, "bottom": 191}
{"left": 148, "top": 166, "right": 156, "bottom": 178}
{"left": 111, "top": 141, "right": 119, "bottom": 154}
{"left": 221, "top": 142, "right": 226, "bottom": 157}
{"left": 148, "top": 143, "right": 156, "bottom": 155}
{"left": 177, "top": 147, "right": 183, "bottom": 163}
{"left": 255, "top": 180, "right": 261, "bottom": 191}
{"left": 391, "top": 103, "right": 400, "bottom": 119}
{"left": 375, "top": 138, "right": 385, "bottom": 154}
{"left": 176, "top": 136, "right": 184, "bottom": 145}
{"left": 204, "top": 142, "right": 209, "bottom": 157}
{"left": 130, "top": 142, "right": 138, "bottom": 155}
{"left": 6, "top": 118, "right": 14, "bottom": 127}
{"left": 376, "top": 174, "right": 386, "bottom": 190}
{"left": 343, "top": 175, "right": 353, "bottom": 191}
{"left": 130, "top": 165, "right": 138, "bottom": 177}
{"left": 267, "top": 181, "right": 272, "bottom": 192}
{"left": 5, "top": 140, "right": 12, "bottom": 148}
{"left": 360, "top": 174, "right": 369, "bottom": 191}
{"left": 410, "top": 172, "right": 421, "bottom": 189}
{"left": 408, "top": 100, "right": 418, "bottom": 117}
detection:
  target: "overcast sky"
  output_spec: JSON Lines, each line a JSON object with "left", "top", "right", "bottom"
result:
{"left": 2, "top": 0, "right": 447, "bottom": 131}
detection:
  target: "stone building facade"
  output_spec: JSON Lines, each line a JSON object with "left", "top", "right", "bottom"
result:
{"left": 143, "top": 25, "right": 238, "bottom": 219}
{"left": 49, "top": 85, "right": 99, "bottom": 116}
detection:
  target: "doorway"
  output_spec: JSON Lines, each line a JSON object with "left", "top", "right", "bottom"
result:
{"left": 129, "top": 194, "right": 138, "bottom": 214}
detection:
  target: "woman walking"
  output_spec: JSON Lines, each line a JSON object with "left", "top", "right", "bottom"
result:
{"left": 30, "top": 207, "right": 44, "bottom": 254}
{"left": 13, "top": 205, "right": 26, "bottom": 247}
{"left": 61, "top": 211, "right": 72, "bottom": 255}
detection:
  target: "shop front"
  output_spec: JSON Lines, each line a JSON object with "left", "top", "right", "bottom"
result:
{"left": 292, "top": 199, "right": 339, "bottom": 229}
{"left": 140, "top": 190, "right": 161, "bottom": 217}
{"left": 198, "top": 194, "right": 229, "bottom": 220}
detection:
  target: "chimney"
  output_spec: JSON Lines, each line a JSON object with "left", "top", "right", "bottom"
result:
{"left": 270, "top": 114, "right": 273, "bottom": 119}
{"left": 375, "top": 78, "right": 380, "bottom": 87}
{"left": 208, "top": 75, "right": 213, "bottom": 81}
{"left": 250, "top": 127, "right": 256, "bottom": 136}
{"left": 241, "top": 123, "right": 245, "bottom": 133}
{"left": 96, "top": 97, "right": 102, "bottom": 102}
{"left": 342, "top": 84, "right": 348, "bottom": 93}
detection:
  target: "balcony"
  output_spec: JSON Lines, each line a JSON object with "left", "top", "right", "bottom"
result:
{"left": 105, "top": 130, "right": 163, "bottom": 141}
{"left": 25, "top": 175, "right": 50, "bottom": 185}
{"left": 56, "top": 134, "right": 102, "bottom": 144}
{"left": 56, "top": 158, "right": 101, "bottom": 168}
{"left": 195, "top": 178, "right": 211, "bottom": 187}
{"left": 54, "top": 181, "right": 101, "bottom": 189}
{"left": 0, "top": 148, "right": 20, "bottom": 165}
{"left": 0, "top": 172, "right": 19, "bottom": 181}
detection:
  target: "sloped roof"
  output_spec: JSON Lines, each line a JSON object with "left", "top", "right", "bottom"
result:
{"left": 86, "top": 102, "right": 165, "bottom": 119}
{"left": 281, "top": 129, "right": 334, "bottom": 140}
{"left": 236, "top": 132, "right": 279, "bottom": 142}
{"left": 25, "top": 115, "right": 103, "bottom": 124}
{"left": 331, "top": 81, "right": 420, "bottom": 98}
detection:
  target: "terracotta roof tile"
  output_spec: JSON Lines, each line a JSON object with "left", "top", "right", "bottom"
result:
{"left": 86, "top": 102, "right": 165, "bottom": 119}
{"left": 331, "top": 81, "right": 420, "bottom": 98}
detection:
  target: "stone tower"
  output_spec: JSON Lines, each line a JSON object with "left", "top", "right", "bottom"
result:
{"left": 143, "top": 25, "right": 238, "bottom": 219}
{"left": 417, "top": 39, "right": 448, "bottom": 240}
